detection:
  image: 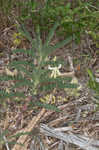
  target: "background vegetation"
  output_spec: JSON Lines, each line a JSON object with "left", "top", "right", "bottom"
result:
{"left": 0, "top": 0, "right": 99, "bottom": 149}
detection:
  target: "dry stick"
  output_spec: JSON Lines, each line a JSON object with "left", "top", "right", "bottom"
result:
{"left": 41, "top": 103, "right": 69, "bottom": 123}
{"left": 67, "top": 55, "right": 74, "bottom": 72}
{"left": 42, "top": 103, "right": 72, "bottom": 123}
{"left": 0, "top": 127, "right": 10, "bottom": 150}
{"left": 3, "top": 135, "right": 10, "bottom": 150}
{"left": 48, "top": 115, "right": 69, "bottom": 127}
{"left": 95, "top": 73, "right": 99, "bottom": 78}
{"left": 59, "top": 71, "right": 75, "bottom": 77}
{"left": 40, "top": 124, "right": 99, "bottom": 150}
{"left": 12, "top": 93, "right": 54, "bottom": 150}
{"left": 12, "top": 108, "right": 46, "bottom": 150}
{"left": 59, "top": 54, "right": 75, "bottom": 77}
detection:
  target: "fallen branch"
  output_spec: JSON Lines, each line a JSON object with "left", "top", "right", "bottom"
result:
{"left": 12, "top": 94, "right": 55, "bottom": 150}
{"left": 40, "top": 124, "right": 99, "bottom": 150}
{"left": 12, "top": 108, "right": 46, "bottom": 150}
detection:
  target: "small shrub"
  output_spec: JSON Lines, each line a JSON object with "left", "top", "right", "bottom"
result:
{"left": 87, "top": 69, "right": 99, "bottom": 103}
{"left": 0, "top": 22, "right": 77, "bottom": 110}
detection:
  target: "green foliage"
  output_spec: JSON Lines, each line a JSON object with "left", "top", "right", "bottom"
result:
{"left": 0, "top": 23, "right": 77, "bottom": 110}
{"left": 87, "top": 69, "right": 99, "bottom": 100}
{"left": 0, "top": 0, "right": 33, "bottom": 15}
{"left": 0, "top": 90, "right": 25, "bottom": 101}
{"left": 0, "top": 0, "right": 98, "bottom": 45}
{"left": 0, "top": 0, "right": 98, "bottom": 147}
{"left": 17, "top": 0, "right": 98, "bottom": 43}
{"left": 0, "top": 0, "right": 14, "bottom": 14}
{"left": 88, "top": 31, "right": 99, "bottom": 48}
{"left": 30, "top": 101, "right": 61, "bottom": 112}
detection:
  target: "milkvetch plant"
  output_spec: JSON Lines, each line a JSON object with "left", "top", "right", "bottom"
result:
{"left": 0, "top": 22, "right": 78, "bottom": 109}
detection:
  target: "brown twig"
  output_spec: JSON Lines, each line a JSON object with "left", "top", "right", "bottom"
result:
{"left": 59, "top": 54, "right": 75, "bottom": 77}
{"left": 48, "top": 115, "right": 68, "bottom": 127}
{"left": 12, "top": 108, "right": 46, "bottom": 150}
{"left": 59, "top": 71, "right": 75, "bottom": 77}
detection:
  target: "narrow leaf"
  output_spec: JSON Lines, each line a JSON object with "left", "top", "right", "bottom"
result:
{"left": 32, "top": 101, "right": 61, "bottom": 112}
{"left": 12, "top": 79, "right": 33, "bottom": 88}
{"left": 44, "top": 22, "right": 59, "bottom": 47}
{"left": 35, "top": 25, "right": 42, "bottom": 54}
{"left": 43, "top": 36, "right": 73, "bottom": 57}
{"left": 0, "top": 91, "right": 25, "bottom": 99}
{"left": 9, "top": 60, "right": 30, "bottom": 66}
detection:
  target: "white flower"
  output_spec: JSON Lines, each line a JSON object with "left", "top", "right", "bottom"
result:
{"left": 48, "top": 64, "right": 62, "bottom": 78}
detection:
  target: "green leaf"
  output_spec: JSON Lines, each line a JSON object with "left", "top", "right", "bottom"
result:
{"left": 87, "top": 69, "right": 96, "bottom": 88}
{"left": 58, "top": 82, "right": 78, "bottom": 89}
{"left": 39, "top": 82, "right": 57, "bottom": 92}
{"left": 13, "top": 65, "right": 32, "bottom": 77}
{"left": 0, "top": 91, "right": 25, "bottom": 99}
{"left": 9, "top": 60, "right": 30, "bottom": 66}
{"left": 43, "top": 36, "right": 73, "bottom": 57}
{"left": 39, "top": 79, "right": 77, "bottom": 92}
{"left": 18, "top": 24, "right": 37, "bottom": 51}
{"left": 40, "top": 77, "right": 72, "bottom": 85}
{"left": 87, "top": 69, "right": 99, "bottom": 95}
{"left": 35, "top": 25, "right": 42, "bottom": 53}
{"left": 18, "top": 24, "right": 33, "bottom": 43}
{"left": 11, "top": 79, "right": 33, "bottom": 88}
{"left": 12, "top": 49, "right": 34, "bottom": 56}
{"left": 0, "top": 74, "right": 27, "bottom": 81}
{"left": 0, "top": 75, "right": 14, "bottom": 81}
{"left": 31, "top": 101, "right": 61, "bottom": 112}
{"left": 10, "top": 132, "right": 31, "bottom": 139}
{"left": 44, "top": 21, "right": 59, "bottom": 47}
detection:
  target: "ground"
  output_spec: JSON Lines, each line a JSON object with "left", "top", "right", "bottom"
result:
{"left": 0, "top": 21, "right": 99, "bottom": 150}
